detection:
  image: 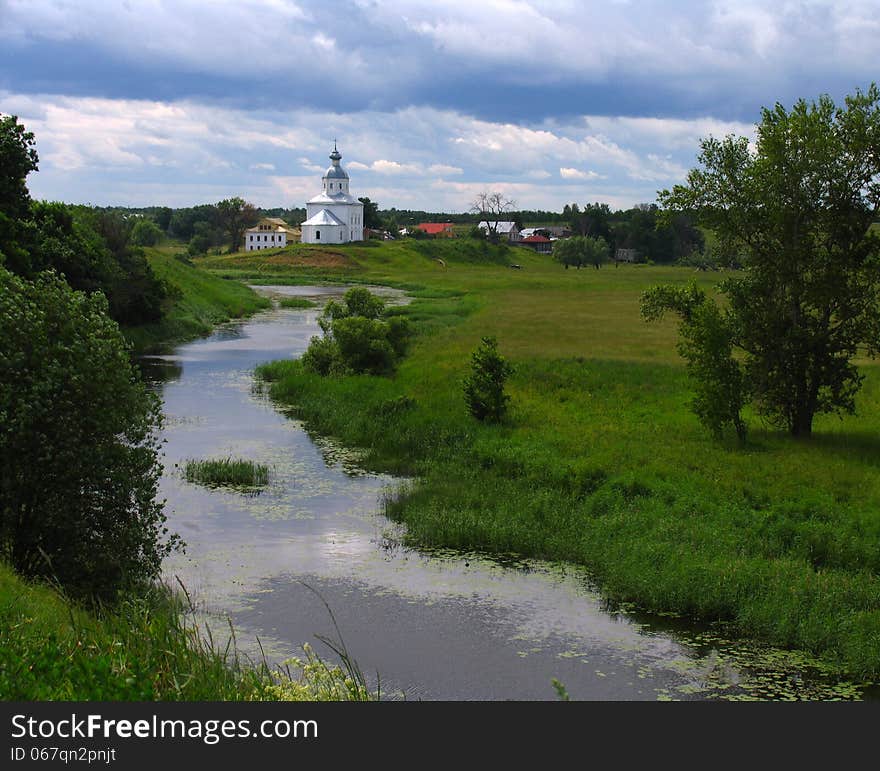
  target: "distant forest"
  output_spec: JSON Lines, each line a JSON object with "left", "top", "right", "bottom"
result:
{"left": 90, "top": 199, "right": 719, "bottom": 265}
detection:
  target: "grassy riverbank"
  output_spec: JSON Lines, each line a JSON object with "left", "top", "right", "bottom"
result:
{"left": 0, "top": 562, "right": 372, "bottom": 700}
{"left": 124, "top": 246, "right": 270, "bottom": 353}
{"left": 231, "top": 239, "right": 880, "bottom": 679}
{"left": 1, "top": 250, "right": 370, "bottom": 701}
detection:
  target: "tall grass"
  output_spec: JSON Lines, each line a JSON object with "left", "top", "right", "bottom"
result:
{"left": 0, "top": 562, "right": 374, "bottom": 700}
{"left": 183, "top": 457, "right": 270, "bottom": 489}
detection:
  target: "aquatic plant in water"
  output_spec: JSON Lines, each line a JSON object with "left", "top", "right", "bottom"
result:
{"left": 182, "top": 457, "right": 270, "bottom": 490}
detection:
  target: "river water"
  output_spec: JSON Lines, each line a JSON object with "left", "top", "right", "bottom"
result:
{"left": 143, "top": 285, "right": 875, "bottom": 701}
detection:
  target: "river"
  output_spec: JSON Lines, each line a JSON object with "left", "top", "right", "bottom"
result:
{"left": 142, "top": 285, "right": 875, "bottom": 701}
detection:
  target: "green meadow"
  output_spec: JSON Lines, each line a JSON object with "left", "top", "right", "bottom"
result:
{"left": 201, "top": 238, "right": 880, "bottom": 678}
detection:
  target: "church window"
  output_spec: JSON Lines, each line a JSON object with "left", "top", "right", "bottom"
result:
{"left": 316, "top": 230, "right": 321, "bottom": 240}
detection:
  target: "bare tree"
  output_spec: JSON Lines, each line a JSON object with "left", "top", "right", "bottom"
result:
{"left": 471, "top": 191, "right": 516, "bottom": 241}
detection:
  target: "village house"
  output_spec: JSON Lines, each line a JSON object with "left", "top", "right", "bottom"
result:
{"left": 519, "top": 233, "right": 553, "bottom": 254}
{"left": 478, "top": 220, "right": 521, "bottom": 242}
{"left": 615, "top": 248, "right": 640, "bottom": 263}
{"left": 414, "top": 222, "right": 456, "bottom": 238}
{"left": 245, "top": 217, "right": 300, "bottom": 251}
{"left": 301, "top": 143, "right": 364, "bottom": 244}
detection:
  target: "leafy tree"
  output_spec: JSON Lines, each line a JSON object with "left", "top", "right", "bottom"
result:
{"left": 553, "top": 235, "right": 609, "bottom": 269}
{"left": 463, "top": 336, "right": 514, "bottom": 422}
{"left": 187, "top": 221, "right": 216, "bottom": 257}
{"left": 23, "top": 202, "right": 121, "bottom": 292}
{"left": 154, "top": 206, "right": 173, "bottom": 232}
{"left": 570, "top": 202, "right": 612, "bottom": 242}
{"left": 322, "top": 286, "right": 385, "bottom": 323}
{"left": 0, "top": 114, "right": 39, "bottom": 269}
{"left": 358, "top": 197, "right": 383, "bottom": 230}
{"left": 78, "top": 208, "right": 166, "bottom": 326}
{"left": 654, "top": 85, "right": 880, "bottom": 437}
{"left": 168, "top": 205, "right": 219, "bottom": 241}
{"left": 131, "top": 217, "right": 163, "bottom": 246}
{"left": 215, "top": 197, "right": 259, "bottom": 252}
{"left": 553, "top": 236, "right": 583, "bottom": 269}
{"left": 0, "top": 267, "right": 181, "bottom": 601}
{"left": 583, "top": 236, "right": 610, "bottom": 269}
{"left": 642, "top": 284, "right": 748, "bottom": 440}
{"left": 303, "top": 287, "right": 410, "bottom": 376}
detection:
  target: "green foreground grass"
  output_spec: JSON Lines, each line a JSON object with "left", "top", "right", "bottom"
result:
{"left": 0, "top": 562, "right": 372, "bottom": 700}
{"left": 124, "top": 245, "right": 270, "bottom": 353}
{"left": 229, "top": 238, "right": 880, "bottom": 679}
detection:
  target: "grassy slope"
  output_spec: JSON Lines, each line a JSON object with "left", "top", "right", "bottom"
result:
{"left": 0, "top": 552, "right": 369, "bottom": 700}
{"left": 211, "top": 238, "right": 880, "bottom": 679}
{"left": 124, "top": 245, "right": 270, "bottom": 353}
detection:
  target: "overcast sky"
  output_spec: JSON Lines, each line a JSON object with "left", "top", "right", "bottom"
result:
{"left": 1, "top": 0, "right": 877, "bottom": 212}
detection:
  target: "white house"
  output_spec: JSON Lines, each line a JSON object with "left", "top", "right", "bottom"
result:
{"left": 301, "top": 144, "right": 364, "bottom": 244}
{"left": 479, "top": 220, "right": 521, "bottom": 242}
{"left": 245, "top": 217, "right": 299, "bottom": 251}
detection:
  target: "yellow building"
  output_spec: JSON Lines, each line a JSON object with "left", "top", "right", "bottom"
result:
{"left": 245, "top": 217, "right": 300, "bottom": 251}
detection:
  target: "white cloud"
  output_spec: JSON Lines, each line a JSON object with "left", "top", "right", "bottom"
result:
{"left": 559, "top": 167, "right": 602, "bottom": 180}
{"left": 1, "top": 90, "right": 763, "bottom": 210}
{"left": 428, "top": 163, "right": 463, "bottom": 176}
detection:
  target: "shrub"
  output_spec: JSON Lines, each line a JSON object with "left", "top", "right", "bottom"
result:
{"left": 0, "top": 268, "right": 180, "bottom": 602}
{"left": 302, "top": 287, "right": 410, "bottom": 376}
{"left": 130, "top": 218, "right": 163, "bottom": 246}
{"left": 463, "top": 336, "right": 514, "bottom": 422}
{"left": 333, "top": 316, "right": 397, "bottom": 375}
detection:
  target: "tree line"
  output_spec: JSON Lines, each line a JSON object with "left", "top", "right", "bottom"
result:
{"left": 1, "top": 114, "right": 177, "bottom": 602}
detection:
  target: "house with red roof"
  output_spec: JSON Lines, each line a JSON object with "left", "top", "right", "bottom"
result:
{"left": 519, "top": 233, "right": 553, "bottom": 254}
{"left": 415, "top": 222, "right": 456, "bottom": 238}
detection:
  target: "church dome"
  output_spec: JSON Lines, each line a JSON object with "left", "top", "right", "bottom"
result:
{"left": 324, "top": 143, "right": 349, "bottom": 180}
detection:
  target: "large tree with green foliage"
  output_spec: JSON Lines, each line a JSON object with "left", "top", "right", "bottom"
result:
{"left": 649, "top": 86, "right": 880, "bottom": 437}
{"left": 0, "top": 267, "right": 180, "bottom": 601}
{"left": 0, "top": 114, "right": 39, "bottom": 268}
{"left": 216, "top": 197, "right": 259, "bottom": 252}
{"left": 553, "top": 235, "right": 610, "bottom": 269}
{"left": 358, "top": 197, "right": 382, "bottom": 230}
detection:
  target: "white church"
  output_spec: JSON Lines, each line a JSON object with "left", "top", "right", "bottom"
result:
{"left": 300, "top": 143, "right": 364, "bottom": 244}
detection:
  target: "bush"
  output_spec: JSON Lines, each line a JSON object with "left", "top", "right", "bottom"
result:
{"left": 0, "top": 268, "right": 180, "bottom": 601}
{"left": 463, "top": 336, "right": 514, "bottom": 422}
{"left": 333, "top": 316, "right": 397, "bottom": 375}
{"left": 130, "top": 218, "right": 163, "bottom": 246}
{"left": 302, "top": 287, "right": 410, "bottom": 376}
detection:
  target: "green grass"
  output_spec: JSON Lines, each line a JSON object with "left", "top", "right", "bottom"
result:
{"left": 278, "top": 296, "right": 318, "bottom": 309}
{"left": 183, "top": 457, "right": 270, "bottom": 489}
{"left": 246, "top": 238, "right": 880, "bottom": 679}
{"left": 124, "top": 245, "right": 270, "bottom": 353}
{"left": 0, "top": 562, "right": 373, "bottom": 700}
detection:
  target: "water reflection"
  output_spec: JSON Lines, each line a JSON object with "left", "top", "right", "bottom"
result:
{"left": 138, "top": 355, "right": 183, "bottom": 386}
{"left": 153, "top": 286, "right": 875, "bottom": 701}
